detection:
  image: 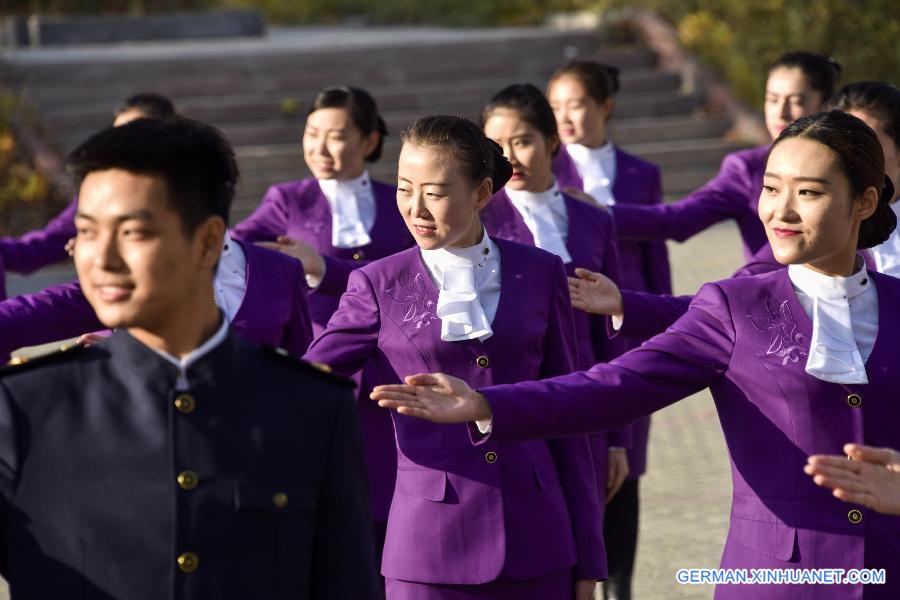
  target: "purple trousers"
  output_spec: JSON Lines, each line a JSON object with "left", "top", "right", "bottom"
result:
{"left": 385, "top": 568, "right": 574, "bottom": 599}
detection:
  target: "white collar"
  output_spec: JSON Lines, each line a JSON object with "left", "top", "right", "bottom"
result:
{"left": 221, "top": 231, "right": 238, "bottom": 258}
{"left": 420, "top": 228, "right": 495, "bottom": 272}
{"left": 318, "top": 170, "right": 371, "bottom": 199}
{"left": 566, "top": 140, "right": 615, "bottom": 164}
{"left": 505, "top": 180, "right": 563, "bottom": 209}
{"left": 148, "top": 315, "right": 230, "bottom": 388}
{"left": 788, "top": 261, "right": 869, "bottom": 301}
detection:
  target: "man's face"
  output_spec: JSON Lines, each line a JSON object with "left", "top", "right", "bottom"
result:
{"left": 74, "top": 169, "right": 221, "bottom": 334}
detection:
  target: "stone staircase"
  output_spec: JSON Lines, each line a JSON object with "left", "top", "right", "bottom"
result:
{"left": 2, "top": 25, "right": 738, "bottom": 230}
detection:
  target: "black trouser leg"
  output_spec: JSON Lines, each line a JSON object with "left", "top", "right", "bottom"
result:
{"left": 602, "top": 479, "right": 639, "bottom": 600}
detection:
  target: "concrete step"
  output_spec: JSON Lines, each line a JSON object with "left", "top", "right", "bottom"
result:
{"left": 35, "top": 68, "right": 682, "bottom": 127}
{"left": 52, "top": 90, "right": 705, "bottom": 154}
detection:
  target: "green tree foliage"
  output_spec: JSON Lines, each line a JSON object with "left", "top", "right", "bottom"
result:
{"left": 601, "top": 0, "right": 900, "bottom": 106}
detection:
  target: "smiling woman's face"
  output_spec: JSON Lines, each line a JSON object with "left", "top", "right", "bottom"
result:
{"left": 759, "top": 137, "right": 877, "bottom": 275}
{"left": 396, "top": 142, "right": 491, "bottom": 250}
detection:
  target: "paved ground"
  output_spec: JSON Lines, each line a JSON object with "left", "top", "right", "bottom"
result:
{"left": 1, "top": 221, "right": 744, "bottom": 599}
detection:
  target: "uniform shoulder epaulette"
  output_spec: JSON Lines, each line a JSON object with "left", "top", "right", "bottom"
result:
{"left": 0, "top": 343, "right": 88, "bottom": 377}
{"left": 261, "top": 346, "right": 356, "bottom": 389}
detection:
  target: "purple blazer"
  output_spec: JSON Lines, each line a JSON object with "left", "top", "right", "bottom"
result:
{"left": 610, "top": 145, "right": 770, "bottom": 260}
{"left": 612, "top": 244, "right": 785, "bottom": 342}
{"left": 481, "top": 268, "right": 900, "bottom": 599}
{"left": 306, "top": 239, "right": 606, "bottom": 584}
{"left": 0, "top": 198, "right": 76, "bottom": 286}
{"left": 481, "top": 188, "right": 631, "bottom": 483}
{"left": 230, "top": 177, "right": 413, "bottom": 335}
{"left": 0, "top": 240, "right": 313, "bottom": 358}
{"left": 554, "top": 145, "right": 672, "bottom": 477}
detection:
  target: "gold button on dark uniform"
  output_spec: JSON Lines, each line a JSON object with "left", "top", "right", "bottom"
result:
{"left": 177, "top": 470, "right": 199, "bottom": 491}
{"left": 352, "top": 251, "right": 364, "bottom": 261}
{"left": 848, "top": 509, "right": 863, "bottom": 524}
{"left": 174, "top": 394, "right": 196, "bottom": 414}
{"left": 177, "top": 552, "right": 199, "bottom": 573}
{"left": 847, "top": 394, "right": 862, "bottom": 408}
{"left": 475, "top": 355, "right": 489, "bottom": 368}
{"left": 273, "top": 492, "right": 290, "bottom": 509}
{"left": 485, "top": 451, "right": 498, "bottom": 464}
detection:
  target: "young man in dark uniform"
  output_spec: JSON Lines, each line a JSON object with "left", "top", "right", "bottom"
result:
{"left": 0, "top": 118, "right": 381, "bottom": 599}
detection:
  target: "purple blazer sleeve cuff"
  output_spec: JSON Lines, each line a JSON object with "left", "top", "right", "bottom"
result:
{"left": 614, "top": 290, "right": 692, "bottom": 341}
{"left": 608, "top": 427, "right": 631, "bottom": 449}
{"left": 316, "top": 254, "right": 360, "bottom": 297}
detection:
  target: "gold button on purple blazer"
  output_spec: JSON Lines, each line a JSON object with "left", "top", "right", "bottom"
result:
{"left": 481, "top": 188, "right": 630, "bottom": 495}
{"left": 306, "top": 238, "right": 607, "bottom": 590}
{"left": 480, "top": 268, "right": 900, "bottom": 599}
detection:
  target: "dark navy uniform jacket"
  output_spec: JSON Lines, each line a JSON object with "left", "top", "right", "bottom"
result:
{"left": 0, "top": 328, "right": 382, "bottom": 599}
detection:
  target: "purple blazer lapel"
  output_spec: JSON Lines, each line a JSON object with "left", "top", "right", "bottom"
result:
{"left": 551, "top": 145, "right": 583, "bottom": 190}
{"left": 612, "top": 150, "right": 643, "bottom": 205}
{"left": 481, "top": 190, "right": 535, "bottom": 246}
{"left": 292, "top": 182, "right": 333, "bottom": 251}
{"left": 381, "top": 250, "right": 441, "bottom": 344}
{"left": 743, "top": 269, "right": 812, "bottom": 369}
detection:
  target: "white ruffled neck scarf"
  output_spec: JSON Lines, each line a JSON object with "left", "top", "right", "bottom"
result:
{"left": 788, "top": 261, "right": 870, "bottom": 384}
{"left": 420, "top": 230, "right": 494, "bottom": 342}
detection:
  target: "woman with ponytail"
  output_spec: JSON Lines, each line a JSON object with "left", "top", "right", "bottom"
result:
{"left": 374, "top": 110, "right": 900, "bottom": 599}
{"left": 306, "top": 115, "right": 605, "bottom": 599}
{"left": 232, "top": 85, "right": 413, "bottom": 334}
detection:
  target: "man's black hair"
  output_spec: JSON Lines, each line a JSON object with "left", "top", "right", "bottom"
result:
{"left": 116, "top": 93, "right": 176, "bottom": 121}
{"left": 68, "top": 117, "right": 238, "bottom": 234}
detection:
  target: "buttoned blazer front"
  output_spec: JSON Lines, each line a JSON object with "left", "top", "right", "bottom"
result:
{"left": 0, "top": 240, "right": 313, "bottom": 358}
{"left": 481, "top": 189, "right": 632, "bottom": 479}
{"left": 552, "top": 146, "right": 671, "bottom": 475}
{"left": 230, "top": 177, "right": 413, "bottom": 335}
{"left": 483, "top": 268, "right": 900, "bottom": 599}
{"left": 0, "top": 330, "right": 380, "bottom": 600}
{"left": 305, "top": 238, "right": 606, "bottom": 584}
{"left": 608, "top": 145, "right": 769, "bottom": 260}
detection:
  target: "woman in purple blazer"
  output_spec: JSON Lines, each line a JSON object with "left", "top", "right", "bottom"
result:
{"left": 572, "top": 81, "right": 900, "bottom": 345}
{"left": 307, "top": 116, "right": 605, "bottom": 599}
{"left": 230, "top": 86, "right": 413, "bottom": 334}
{"left": 607, "top": 51, "right": 840, "bottom": 260}
{"left": 0, "top": 237, "right": 313, "bottom": 358}
{"left": 479, "top": 82, "right": 629, "bottom": 566}
{"left": 375, "top": 110, "right": 900, "bottom": 599}
{"left": 230, "top": 86, "right": 413, "bottom": 537}
{"left": 0, "top": 94, "right": 177, "bottom": 304}
{"left": 547, "top": 60, "right": 671, "bottom": 596}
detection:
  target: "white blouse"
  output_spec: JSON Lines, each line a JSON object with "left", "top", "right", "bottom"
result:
{"left": 566, "top": 141, "right": 617, "bottom": 206}
{"left": 214, "top": 232, "right": 248, "bottom": 323}
{"left": 318, "top": 171, "right": 376, "bottom": 249}
{"left": 871, "top": 202, "right": 900, "bottom": 278}
{"left": 420, "top": 232, "right": 501, "bottom": 342}
{"left": 788, "top": 262, "right": 878, "bottom": 384}
{"left": 506, "top": 181, "right": 572, "bottom": 263}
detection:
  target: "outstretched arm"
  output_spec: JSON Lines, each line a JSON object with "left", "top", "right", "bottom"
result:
{"left": 0, "top": 280, "right": 102, "bottom": 356}
{"left": 611, "top": 153, "right": 754, "bottom": 243}
{"left": 373, "top": 282, "right": 735, "bottom": 443}
{"left": 0, "top": 198, "right": 76, "bottom": 275}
